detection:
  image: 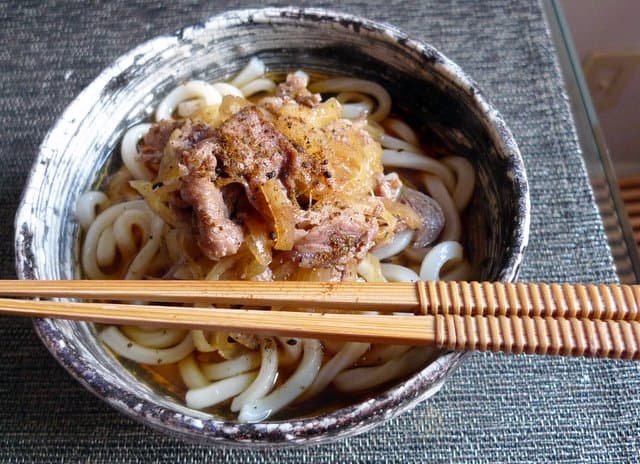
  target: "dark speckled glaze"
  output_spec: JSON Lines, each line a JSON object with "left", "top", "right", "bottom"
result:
{"left": 14, "top": 8, "right": 529, "bottom": 446}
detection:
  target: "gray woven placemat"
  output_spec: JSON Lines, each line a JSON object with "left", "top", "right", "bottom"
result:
{"left": 2, "top": 1, "right": 637, "bottom": 462}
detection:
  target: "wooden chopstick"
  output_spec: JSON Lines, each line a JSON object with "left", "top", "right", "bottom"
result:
{"left": 1, "top": 294, "right": 639, "bottom": 359}
{"left": 2, "top": 280, "right": 640, "bottom": 359}
{"left": 3, "top": 280, "right": 640, "bottom": 320}
{"left": 0, "top": 297, "right": 432, "bottom": 345}
{"left": 619, "top": 175, "right": 640, "bottom": 245}
{"left": 0, "top": 280, "right": 419, "bottom": 312}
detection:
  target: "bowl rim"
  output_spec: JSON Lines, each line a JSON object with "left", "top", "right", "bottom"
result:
{"left": 14, "top": 6, "right": 529, "bottom": 446}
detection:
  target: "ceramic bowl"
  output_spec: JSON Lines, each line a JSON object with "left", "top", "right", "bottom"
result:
{"left": 14, "top": 8, "right": 529, "bottom": 446}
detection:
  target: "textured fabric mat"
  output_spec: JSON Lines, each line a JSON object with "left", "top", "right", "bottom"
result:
{"left": 1, "top": 1, "right": 636, "bottom": 463}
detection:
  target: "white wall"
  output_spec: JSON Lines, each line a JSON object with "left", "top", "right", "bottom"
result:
{"left": 561, "top": 0, "right": 640, "bottom": 176}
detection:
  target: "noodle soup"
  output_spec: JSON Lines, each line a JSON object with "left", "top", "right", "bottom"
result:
{"left": 76, "top": 58, "right": 476, "bottom": 422}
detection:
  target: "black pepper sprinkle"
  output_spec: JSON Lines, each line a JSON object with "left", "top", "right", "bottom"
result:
{"left": 152, "top": 182, "right": 164, "bottom": 189}
{"left": 286, "top": 339, "right": 298, "bottom": 345}
{"left": 157, "top": 358, "right": 162, "bottom": 364}
{"left": 126, "top": 342, "right": 133, "bottom": 348}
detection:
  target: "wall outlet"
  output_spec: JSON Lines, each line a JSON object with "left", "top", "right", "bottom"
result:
{"left": 583, "top": 52, "right": 640, "bottom": 111}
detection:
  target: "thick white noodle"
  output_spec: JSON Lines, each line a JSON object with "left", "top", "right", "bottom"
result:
{"left": 212, "top": 82, "right": 244, "bottom": 97}
{"left": 191, "top": 330, "right": 216, "bottom": 352}
{"left": 238, "top": 339, "right": 323, "bottom": 423}
{"left": 76, "top": 191, "right": 109, "bottom": 230}
{"left": 336, "top": 91, "right": 374, "bottom": 105}
{"left": 231, "top": 337, "right": 279, "bottom": 412}
{"left": 333, "top": 347, "right": 435, "bottom": 392}
{"left": 380, "top": 263, "right": 420, "bottom": 282}
{"left": 121, "top": 123, "right": 153, "bottom": 180}
{"left": 155, "top": 81, "right": 222, "bottom": 121}
{"left": 85, "top": 63, "right": 456, "bottom": 420}
{"left": 230, "top": 57, "right": 266, "bottom": 88}
{"left": 125, "top": 215, "right": 165, "bottom": 279}
{"left": 423, "top": 174, "right": 461, "bottom": 241}
{"left": 381, "top": 134, "right": 423, "bottom": 154}
{"left": 82, "top": 200, "right": 148, "bottom": 279}
{"left": 200, "top": 352, "right": 261, "bottom": 381}
{"left": 358, "top": 345, "right": 411, "bottom": 366}
{"left": 112, "top": 209, "right": 152, "bottom": 259}
{"left": 276, "top": 337, "right": 303, "bottom": 366}
{"left": 120, "top": 326, "right": 187, "bottom": 349}
{"left": 419, "top": 241, "right": 463, "bottom": 281}
{"left": 99, "top": 326, "right": 194, "bottom": 365}
{"left": 301, "top": 342, "right": 370, "bottom": 400}
{"left": 176, "top": 100, "right": 203, "bottom": 118}
{"left": 293, "top": 70, "right": 310, "bottom": 84}
{"left": 96, "top": 228, "right": 116, "bottom": 268}
{"left": 240, "top": 78, "right": 277, "bottom": 97}
{"left": 442, "top": 156, "right": 475, "bottom": 211}
{"left": 309, "top": 78, "right": 391, "bottom": 121}
{"left": 384, "top": 118, "right": 420, "bottom": 146}
{"left": 178, "top": 353, "right": 210, "bottom": 389}
{"left": 382, "top": 149, "right": 455, "bottom": 192}
{"left": 372, "top": 229, "right": 414, "bottom": 260}
{"left": 185, "top": 372, "right": 256, "bottom": 410}
{"left": 341, "top": 102, "right": 371, "bottom": 119}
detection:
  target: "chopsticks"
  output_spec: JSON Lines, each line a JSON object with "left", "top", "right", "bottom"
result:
{"left": 618, "top": 175, "right": 640, "bottom": 245}
{"left": 0, "top": 297, "right": 431, "bottom": 345}
{"left": 2, "top": 280, "right": 640, "bottom": 359}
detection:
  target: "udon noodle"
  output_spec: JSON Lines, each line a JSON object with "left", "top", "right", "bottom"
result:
{"left": 77, "top": 57, "right": 475, "bottom": 422}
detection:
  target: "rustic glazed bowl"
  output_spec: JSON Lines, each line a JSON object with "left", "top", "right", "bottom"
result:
{"left": 14, "top": 8, "right": 529, "bottom": 446}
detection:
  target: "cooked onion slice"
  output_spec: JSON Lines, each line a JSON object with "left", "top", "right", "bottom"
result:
{"left": 260, "top": 178, "right": 296, "bottom": 251}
